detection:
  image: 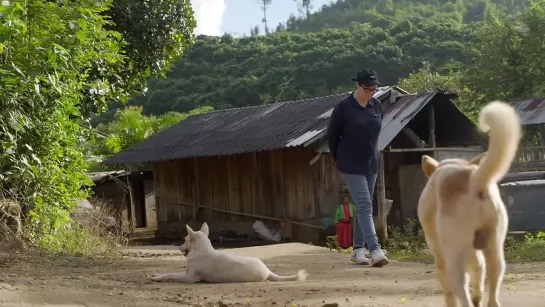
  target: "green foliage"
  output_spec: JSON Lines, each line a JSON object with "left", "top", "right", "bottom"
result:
{"left": 42, "top": 223, "right": 122, "bottom": 257}
{"left": 398, "top": 62, "right": 462, "bottom": 94}
{"left": 324, "top": 235, "right": 353, "bottom": 254}
{"left": 466, "top": 0, "right": 545, "bottom": 104}
{"left": 107, "top": 0, "right": 196, "bottom": 78}
{"left": 385, "top": 221, "right": 545, "bottom": 263}
{"left": 504, "top": 231, "right": 545, "bottom": 262}
{"left": 324, "top": 235, "right": 341, "bottom": 252}
{"left": 462, "top": 0, "right": 545, "bottom": 144}
{"left": 0, "top": 0, "right": 196, "bottom": 253}
{"left": 113, "top": 17, "right": 476, "bottom": 117}
{"left": 284, "top": 0, "right": 530, "bottom": 33}
{"left": 0, "top": 0, "right": 120, "bottom": 248}
{"left": 103, "top": 0, "right": 196, "bottom": 94}
{"left": 93, "top": 0, "right": 535, "bottom": 124}
{"left": 397, "top": 62, "right": 479, "bottom": 120}
{"left": 90, "top": 0, "right": 538, "bottom": 124}
{"left": 386, "top": 218, "right": 429, "bottom": 256}
{"left": 42, "top": 0, "right": 197, "bottom": 116}
{"left": 85, "top": 105, "right": 213, "bottom": 171}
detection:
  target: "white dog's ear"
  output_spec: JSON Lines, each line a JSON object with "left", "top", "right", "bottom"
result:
{"left": 422, "top": 155, "right": 439, "bottom": 178}
{"left": 199, "top": 222, "right": 209, "bottom": 236}
{"left": 186, "top": 224, "right": 196, "bottom": 236}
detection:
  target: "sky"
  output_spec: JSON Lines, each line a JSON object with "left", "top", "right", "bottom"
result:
{"left": 190, "top": 0, "right": 333, "bottom": 37}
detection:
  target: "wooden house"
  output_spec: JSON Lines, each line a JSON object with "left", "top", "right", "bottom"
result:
{"left": 88, "top": 170, "right": 155, "bottom": 233}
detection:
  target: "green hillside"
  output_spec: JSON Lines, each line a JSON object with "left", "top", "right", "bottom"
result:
{"left": 95, "top": 0, "right": 529, "bottom": 123}
{"left": 285, "top": 0, "right": 529, "bottom": 32}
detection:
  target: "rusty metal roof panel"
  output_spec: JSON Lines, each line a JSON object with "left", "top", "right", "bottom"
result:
{"left": 509, "top": 97, "right": 545, "bottom": 125}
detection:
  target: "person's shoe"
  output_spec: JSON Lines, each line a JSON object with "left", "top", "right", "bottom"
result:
{"left": 370, "top": 249, "right": 389, "bottom": 267}
{"left": 350, "top": 248, "right": 370, "bottom": 265}
{"left": 367, "top": 248, "right": 388, "bottom": 256}
{"left": 362, "top": 247, "right": 388, "bottom": 257}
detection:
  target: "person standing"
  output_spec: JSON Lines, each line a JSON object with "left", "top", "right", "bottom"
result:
{"left": 335, "top": 193, "right": 356, "bottom": 249}
{"left": 327, "top": 69, "right": 388, "bottom": 267}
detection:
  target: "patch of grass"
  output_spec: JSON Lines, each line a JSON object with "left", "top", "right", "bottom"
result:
{"left": 323, "top": 218, "right": 545, "bottom": 264}
{"left": 323, "top": 235, "right": 353, "bottom": 254}
{"left": 505, "top": 232, "right": 545, "bottom": 262}
{"left": 46, "top": 225, "right": 125, "bottom": 258}
{"left": 48, "top": 198, "right": 128, "bottom": 258}
{"left": 11, "top": 197, "right": 129, "bottom": 259}
{"left": 324, "top": 235, "right": 342, "bottom": 252}
{"left": 384, "top": 219, "right": 433, "bottom": 263}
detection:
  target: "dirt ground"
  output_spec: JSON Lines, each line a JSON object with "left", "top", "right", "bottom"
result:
{"left": 1, "top": 243, "right": 545, "bottom": 307}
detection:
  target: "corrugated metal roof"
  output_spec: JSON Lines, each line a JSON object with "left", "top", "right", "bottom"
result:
{"left": 104, "top": 88, "right": 402, "bottom": 165}
{"left": 315, "top": 91, "right": 484, "bottom": 153}
{"left": 509, "top": 97, "right": 545, "bottom": 125}
{"left": 87, "top": 170, "right": 152, "bottom": 182}
{"left": 378, "top": 92, "right": 436, "bottom": 150}
{"left": 87, "top": 170, "right": 129, "bottom": 182}
{"left": 104, "top": 88, "right": 485, "bottom": 165}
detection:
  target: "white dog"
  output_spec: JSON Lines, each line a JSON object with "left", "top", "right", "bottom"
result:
{"left": 418, "top": 101, "right": 521, "bottom": 307}
{"left": 151, "top": 222, "right": 308, "bottom": 283}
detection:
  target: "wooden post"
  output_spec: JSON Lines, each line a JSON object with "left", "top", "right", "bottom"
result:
{"left": 192, "top": 157, "right": 199, "bottom": 229}
{"left": 253, "top": 152, "right": 259, "bottom": 216}
{"left": 376, "top": 152, "right": 388, "bottom": 245}
{"left": 126, "top": 176, "right": 136, "bottom": 234}
{"left": 402, "top": 128, "right": 423, "bottom": 148}
{"left": 153, "top": 164, "right": 161, "bottom": 230}
{"left": 281, "top": 218, "right": 293, "bottom": 241}
{"left": 429, "top": 105, "right": 437, "bottom": 158}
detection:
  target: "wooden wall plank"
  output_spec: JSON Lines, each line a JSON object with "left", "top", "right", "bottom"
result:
{"left": 153, "top": 146, "right": 344, "bottom": 235}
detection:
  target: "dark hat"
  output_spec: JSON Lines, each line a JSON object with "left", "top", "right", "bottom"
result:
{"left": 352, "top": 69, "right": 382, "bottom": 86}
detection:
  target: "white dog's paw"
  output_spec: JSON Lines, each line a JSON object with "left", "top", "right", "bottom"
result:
{"left": 150, "top": 274, "right": 164, "bottom": 281}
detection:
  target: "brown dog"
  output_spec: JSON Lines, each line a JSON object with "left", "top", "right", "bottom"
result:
{"left": 418, "top": 101, "right": 521, "bottom": 307}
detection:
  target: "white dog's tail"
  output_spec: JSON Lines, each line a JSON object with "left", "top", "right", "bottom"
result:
{"left": 471, "top": 101, "right": 521, "bottom": 190}
{"left": 267, "top": 269, "right": 308, "bottom": 282}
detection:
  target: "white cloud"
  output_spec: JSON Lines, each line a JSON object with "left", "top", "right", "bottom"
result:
{"left": 191, "top": 0, "right": 227, "bottom": 36}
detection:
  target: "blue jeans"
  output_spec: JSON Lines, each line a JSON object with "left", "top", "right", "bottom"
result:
{"left": 341, "top": 172, "right": 381, "bottom": 253}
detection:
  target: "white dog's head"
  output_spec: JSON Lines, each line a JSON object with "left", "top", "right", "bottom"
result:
{"left": 179, "top": 222, "right": 210, "bottom": 257}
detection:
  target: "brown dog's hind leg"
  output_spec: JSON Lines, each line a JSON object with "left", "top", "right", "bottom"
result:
{"left": 483, "top": 234, "right": 506, "bottom": 307}
{"left": 444, "top": 250, "right": 473, "bottom": 307}
{"left": 469, "top": 251, "right": 485, "bottom": 307}
{"left": 435, "top": 254, "right": 457, "bottom": 307}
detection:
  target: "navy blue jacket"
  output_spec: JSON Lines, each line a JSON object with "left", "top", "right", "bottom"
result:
{"left": 327, "top": 93, "right": 383, "bottom": 175}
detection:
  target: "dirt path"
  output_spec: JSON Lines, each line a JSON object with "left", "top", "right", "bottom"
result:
{"left": 1, "top": 243, "right": 545, "bottom": 307}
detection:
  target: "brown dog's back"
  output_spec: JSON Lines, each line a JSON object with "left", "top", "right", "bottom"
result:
{"left": 418, "top": 100, "right": 521, "bottom": 307}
